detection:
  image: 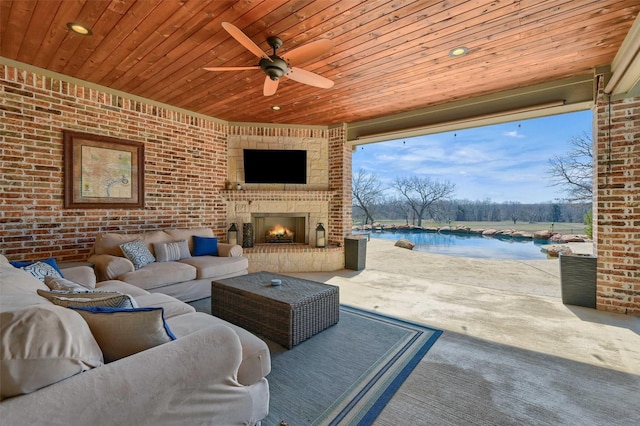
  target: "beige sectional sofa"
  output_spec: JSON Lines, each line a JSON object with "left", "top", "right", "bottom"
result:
{"left": 89, "top": 227, "right": 248, "bottom": 302}
{"left": 0, "top": 255, "right": 270, "bottom": 425}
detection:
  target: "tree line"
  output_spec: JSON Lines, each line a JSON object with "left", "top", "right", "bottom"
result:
{"left": 352, "top": 133, "right": 593, "bottom": 227}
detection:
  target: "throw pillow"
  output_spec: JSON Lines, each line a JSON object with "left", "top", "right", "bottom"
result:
{"left": 37, "top": 289, "right": 138, "bottom": 309}
{"left": 192, "top": 236, "right": 218, "bottom": 256}
{"left": 0, "top": 305, "right": 103, "bottom": 400}
{"left": 153, "top": 240, "right": 191, "bottom": 262}
{"left": 9, "top": 258, "right": 64, "bottom": 277}
{"left": 44, "top": 275, "right": 89, "bottom": 292}
{"left": 119, "top": 239, "right": 155, "bottom": 270}
{"left": 70, "top": 307, "right": 176, "bottom": 363}
{"left": 20, "top": 261, "right": 63, "bottom": 282}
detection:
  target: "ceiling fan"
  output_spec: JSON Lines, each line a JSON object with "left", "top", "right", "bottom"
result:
{"left": 205, "top": 22, "right": 334, "bottom": 96}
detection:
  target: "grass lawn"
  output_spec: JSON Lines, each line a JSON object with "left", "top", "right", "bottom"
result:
{"left": 358, "top": 220, "right": 587, "bottom": 235}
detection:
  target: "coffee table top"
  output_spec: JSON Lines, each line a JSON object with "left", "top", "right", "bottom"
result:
{"left": 212, "top": 271, "right": 338, "bottom": 305}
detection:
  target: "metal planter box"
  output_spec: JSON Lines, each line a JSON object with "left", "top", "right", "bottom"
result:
{"left": 559, "top": 253, "right": 597, "bottom": 308}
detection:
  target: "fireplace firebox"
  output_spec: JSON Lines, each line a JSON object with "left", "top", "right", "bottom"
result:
{"left": 252, "top": 213, "right": 308, "bottom": 244}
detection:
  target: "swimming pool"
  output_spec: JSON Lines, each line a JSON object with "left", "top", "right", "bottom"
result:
{"left": 369, "top": 230, "right": 549, "bottom": 260}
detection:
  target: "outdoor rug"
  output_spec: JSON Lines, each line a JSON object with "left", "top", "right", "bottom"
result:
{"left": 188, "top": 300, "right": 442, "bottom": 425}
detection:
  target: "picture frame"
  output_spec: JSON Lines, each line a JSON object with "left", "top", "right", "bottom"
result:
{"left": 63, "top": 130, "right": 144, "bottom": 209}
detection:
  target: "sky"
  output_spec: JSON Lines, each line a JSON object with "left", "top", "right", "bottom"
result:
{"left": 352, "top": 110, "right": 592, "bottom": 204}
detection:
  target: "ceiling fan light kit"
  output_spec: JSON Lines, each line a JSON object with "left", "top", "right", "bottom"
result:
{"left": 206, "top": 22, "right": 334, "bottom": 96}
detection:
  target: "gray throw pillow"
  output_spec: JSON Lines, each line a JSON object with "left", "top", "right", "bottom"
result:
{"left": 153, "top": 240, "right": 191, "bottom": 262}
{"left": 120, "top": 239, "right": 155, "bottom": 269}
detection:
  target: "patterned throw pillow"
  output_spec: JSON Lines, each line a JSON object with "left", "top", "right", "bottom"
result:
{"left": 120, "top": 239, "right": 155, "bottom": 270}
{"left": 37, "top": 289, "right": 138, "bottom": 309}
{"left": 21, "top": 261, "right": 63, "bottom": 282}
{"left": 153, "top": 240, "right": 191, "bottom": 262}
{"left": 70, "top": 306, "right": 176, "bottom": 363}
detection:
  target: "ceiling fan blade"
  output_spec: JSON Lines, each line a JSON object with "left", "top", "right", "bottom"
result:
{"left": 222, "top": 22, "right": 271, "bottom": 62}
{"left": 264, "top": 77, "right": 279, "bottom": 96}
{"left": 285, "top": 67, "right": 334, "bottom": 89}
{"left": 282, "top": 39, "right": 334, "bottom": 66}
{"left": 204, "top": 66, "right": 259, "bottom": 71}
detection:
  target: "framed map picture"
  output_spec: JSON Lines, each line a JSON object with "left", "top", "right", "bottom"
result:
{"left": 63, "top": 131, "right": 144, "bottom": 209}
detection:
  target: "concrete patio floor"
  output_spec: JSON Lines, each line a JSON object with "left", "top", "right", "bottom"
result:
{"left": 292, "top": 238, "right": 640, "bottom": 376}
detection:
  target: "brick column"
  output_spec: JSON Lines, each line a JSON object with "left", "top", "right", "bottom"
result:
{"left": 594, "top": 76, "right": 640, "bottom": 315}
{"left": 327, "top": 125, "right": 352, "bottom": 245}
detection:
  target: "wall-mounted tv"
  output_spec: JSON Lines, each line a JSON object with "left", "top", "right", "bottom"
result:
{"left": 243, "top": 149, "right": 307, "bottom": 184}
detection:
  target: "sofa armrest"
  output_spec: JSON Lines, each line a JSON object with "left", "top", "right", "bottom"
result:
{"left": 59, "top": 266, "right": 97, "bottom": 289}
{"left": 88, "top": 254, "right": 134, "bottom": 281}
{"left": 218, "top": 243, "right": 243, "bottom": 257}
{"left": 0, "top": 325, "right": 269, "bottom": 425}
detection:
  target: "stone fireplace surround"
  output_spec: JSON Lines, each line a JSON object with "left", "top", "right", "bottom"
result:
{"left": 224, "top": 133, "right": 346, "bottom": 273}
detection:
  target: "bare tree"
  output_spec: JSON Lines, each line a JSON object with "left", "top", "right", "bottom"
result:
{"left": 548, "top": 132, "right": 593, "bottom": 202}
{"left": 502, "top": 201, "right": 523, "bottom": 225}
{"left": 393, "top": 176, "right": 456, "bottom": 226}
{"left": 352, "top": 169, "right": 385, "bottom": 225}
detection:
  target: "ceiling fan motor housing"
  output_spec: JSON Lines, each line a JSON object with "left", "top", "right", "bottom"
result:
{"left": 260, "top": 56, "right": 289, "bottom": 80}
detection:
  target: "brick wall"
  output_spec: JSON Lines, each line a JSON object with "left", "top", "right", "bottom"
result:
{"left": 594, "top": 77, "right": 640, "bottom": 315}
{"left": 1, "top": 64, "right": 351, "bottom": 265}
{"left": 328, "top": 125, "right": 352, "bottom": 245}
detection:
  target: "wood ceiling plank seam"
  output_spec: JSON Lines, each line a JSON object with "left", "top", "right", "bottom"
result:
{"left": 161, "top": 1, "right": 366, "bottom": 106}
{"left": 45, "top": 0, "right": 114, "bottom": 72}
{"left": 32, "top": 0, "right": 87, "bottom": 69}
{"left": 287, "top": 8, "right": 633, "bottom": 99}
{"left": 135, "top": 0, "right": 305, "bottom": 103}
{"left": 0, "top": 1, "right": 12, "bottom": 49}
{"left": 75, "top": 0, "right": 186, "bottom": 81}
{"left": 90, "top": 0, "right": 186, "bottom": 86}
{"left": 305, "top": 0, "right": 610, "bottom": 80}
{"left": 62, "top": 0, "right": 143, "bottom": 78}
{"left": 1, "top": 0, "right": 37, "bottom": 59}
{"left": 124, "top": 0, "right": 279, "bottom": 95}
{"left": 15, "top": 0, "right": 62, "bottom": 64}
{"left": 98, "top": 0, "right": 225, "bottom": 91}
{"left": 172, "top": 0, "right": 460, "bottom": 102}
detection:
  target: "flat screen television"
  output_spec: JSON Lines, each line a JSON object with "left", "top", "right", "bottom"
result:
{"left": 243, "top": 149, "right": 307, "bottom": 184}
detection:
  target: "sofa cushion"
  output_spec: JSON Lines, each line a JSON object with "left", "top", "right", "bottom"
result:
{"left": 167, "top": 312, "right": 271, "bottom": 386}
{"left": 120, "top": 239, "right": 156, "bottom": 270}
{"left": 0, "top": 305, "right": 103, "bottom": 400}
{"left": 71, "top": 306, "right": 176, "bottom": 363}
{"left": 153, "top": 240, "right": 191, "bottom": 262}
{"left": 37, "top": 289, "right": 138, "bottom": 309}
{"left": 118, "top": 261, "right": 197, "bottom": 290}
{"left": 134, "top": 293, "right": 196, "bottom": 318}
{"left": 179, "top": 255, "right": 249, "bottom": 279}
{"left": 192, "top": 236, "right": 218, "bottom": 256}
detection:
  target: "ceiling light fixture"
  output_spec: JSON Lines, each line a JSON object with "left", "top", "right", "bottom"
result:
{"left": 449, "top": 47, "right": 468, "bottom": 58}
{"left": 66, "top": 22, "right": 92, "bottom": 36}
{"left": 271, "top": 105, "right": 281, "bottom": 111}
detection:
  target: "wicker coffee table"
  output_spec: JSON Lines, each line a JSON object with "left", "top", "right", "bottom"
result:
{"left": 211, "top": 271, "right": 339, "bottom": 348}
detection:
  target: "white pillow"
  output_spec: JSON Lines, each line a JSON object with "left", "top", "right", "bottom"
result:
{"left": 120, "top": 239, "right": 155, "bottom": 270}
{"left": 44, "top": 276, "right": 89, "bottom": 292}
{"left": 153, "top": 240, "right": 191, "bottom": 262}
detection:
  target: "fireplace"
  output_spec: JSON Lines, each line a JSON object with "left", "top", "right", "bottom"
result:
{"left": 253, "top": 213, "right": 308, "bottom": 244}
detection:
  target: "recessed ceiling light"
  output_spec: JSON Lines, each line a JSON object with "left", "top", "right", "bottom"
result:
{"left": 271, "top": 105, "right": 281, "bottom": 111}
{"left": 449, "top": 47, "right": 468, "bottom": 58}
{"left": 67, "top": 22, "right": 92, "bottom": 36}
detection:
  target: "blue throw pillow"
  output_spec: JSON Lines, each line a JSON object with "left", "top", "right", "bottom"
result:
{"left": 10, "top": 258, "right": 64, "bottom": 277}
{"left": 192, "top": 236, "right": 218, "bottom": 256}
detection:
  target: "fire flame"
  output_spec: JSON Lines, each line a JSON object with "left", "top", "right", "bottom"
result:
{"left": 268, "top": 224, "right": 293, "bottom": 237}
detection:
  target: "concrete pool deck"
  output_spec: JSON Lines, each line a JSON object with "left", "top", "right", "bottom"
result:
{"left": 292, "top": 238, "right": 639, "bottom": 375}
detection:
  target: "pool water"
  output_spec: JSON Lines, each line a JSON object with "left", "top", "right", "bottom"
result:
{"left": 370, "top": 230, "right": 549, "bottom": 260}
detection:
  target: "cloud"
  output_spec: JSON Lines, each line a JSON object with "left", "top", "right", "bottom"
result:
{"left": 503, "top": 130, "right": 525, "bottom": 138}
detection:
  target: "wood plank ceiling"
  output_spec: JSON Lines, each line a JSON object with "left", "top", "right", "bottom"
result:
{"left": 1, "top": 0, "right": 638, "bottom": 127}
